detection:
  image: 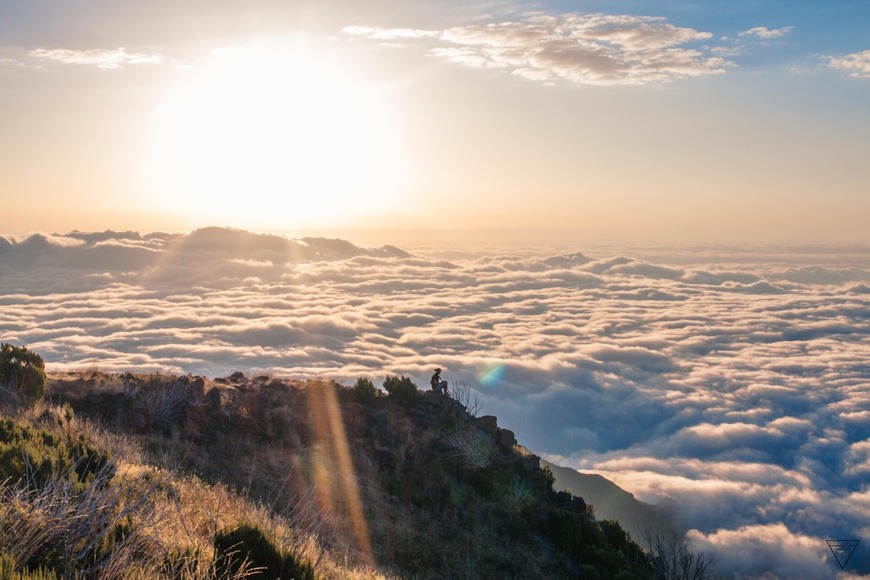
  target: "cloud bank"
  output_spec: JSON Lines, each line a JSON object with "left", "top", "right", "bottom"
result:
{"left": 1, "top": 227, "right": 868, "bottom": 577}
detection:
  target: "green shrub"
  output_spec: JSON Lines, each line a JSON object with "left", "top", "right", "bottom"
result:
{"left": 544, "top": 507, "right": 651, "bottom": 578}
{"left": 0, "top": 418, "right": 113, "bottom": 490}
{"left": 350, "top": 377, "right": 379, "bottom": 404}
{"left": 214, "top": 523, "right": 314, "bottom": 580}
{"left": 382, "top": 375, "right": 420, "bottom": 406}
{"left": 0, "top": 343, "right": 46, "bottom": 405}
{"left": 542, "top": 464, "right": 556, "bottom": 491}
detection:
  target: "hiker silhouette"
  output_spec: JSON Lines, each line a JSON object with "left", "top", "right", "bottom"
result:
{"left": 430, "top": 368, "right": 448, "bottom": 396}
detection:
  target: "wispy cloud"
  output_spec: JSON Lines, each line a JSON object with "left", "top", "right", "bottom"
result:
{"left": 0, "top": 57, "right": 29, "bottom": 69}
{"left": 341, "top": 26, "right": 439, "bottom": 40}
{"left": 29, "top": 48, "right": 164, "bottom": 69}
{"left": 738, "top": 26, "right": 794, "bottom": 40}
{"left": 345, "top": 12, "right": 730, "bottom": 86}
{"left": 829, "top": 49, "right": 870, "bottom": 79}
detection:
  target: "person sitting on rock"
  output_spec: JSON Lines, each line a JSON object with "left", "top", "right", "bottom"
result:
{"left": 430, "top": 368, "right": 449, "bottom": 396}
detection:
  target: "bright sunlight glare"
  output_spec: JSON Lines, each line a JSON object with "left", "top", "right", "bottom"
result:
{"left": 146, "top": 44, "right": 405, "bottom": 230}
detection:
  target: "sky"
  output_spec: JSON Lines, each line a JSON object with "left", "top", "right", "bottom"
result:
{"left": 1, "top": 0, "right": 869, "bottom": 242}
{"left": 2, "top": 2, "right": 870, "bottom": 577}
{"left": 0, "top": 227, "right": 868, "bottom": 577}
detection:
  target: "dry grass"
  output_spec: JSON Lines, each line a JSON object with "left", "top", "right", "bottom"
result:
{"left": 0, "top": 396, "right": 383, "bottom": 579}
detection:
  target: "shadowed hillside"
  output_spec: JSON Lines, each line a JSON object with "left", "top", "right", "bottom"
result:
{"left": 542, "top": 459, "right": 676, "bottom": 546}
{"left": 0, "top": 369, "right": 665, "bottom": 578}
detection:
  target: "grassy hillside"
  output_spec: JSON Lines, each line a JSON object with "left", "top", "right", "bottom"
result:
{"left": 0, "top": 369, "right": 659, "bottom": 578}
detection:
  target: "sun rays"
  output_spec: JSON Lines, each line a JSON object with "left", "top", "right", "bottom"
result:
{"left": 306, "top": 380, "right": 373, "bottom": 564}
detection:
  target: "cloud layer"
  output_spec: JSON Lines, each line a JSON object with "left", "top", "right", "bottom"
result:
{"left": 1, "top": 227, "right": 868, "bottom": 577}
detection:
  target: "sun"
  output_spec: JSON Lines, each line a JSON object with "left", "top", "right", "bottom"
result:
{"left": 146, "top": 44, "right": 405, "bottom": 230}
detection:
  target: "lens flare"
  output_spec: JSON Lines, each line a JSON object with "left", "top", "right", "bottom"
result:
{"left": 478, "top": 364, "right": 506, "bottom": 388}
{"left": 306, "top": 380, "right": 372, "bottom": 564}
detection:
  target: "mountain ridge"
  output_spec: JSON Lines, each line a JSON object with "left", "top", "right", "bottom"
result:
{"left": 16, "top": 368, "right": 662, "bottom": 578}
{"left": 542, "top": 459, "right": 676, "bottom": 546}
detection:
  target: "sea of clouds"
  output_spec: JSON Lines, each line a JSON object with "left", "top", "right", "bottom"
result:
{"left": 1, "top": 227, "right": 868, "bottom": 578}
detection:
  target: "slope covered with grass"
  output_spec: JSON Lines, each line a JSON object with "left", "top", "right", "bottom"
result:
{"left": 0, "top": 368, "right": 657, "bottom": 578}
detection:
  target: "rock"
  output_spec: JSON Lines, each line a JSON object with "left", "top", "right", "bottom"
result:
{"left": 476, "top": 415, "right": 498, "bottom": 435}
{"left": 496, "top": 428, "right": 517, "bottom": 449}
{"left": 229, "top": 371, "right": 245, "bottom": 382}
{"left": 554, "top": 491, "right": 571, "bottom": 504}
{"left": 520, "top": 454, "right": 541, "bottom": 473}
{"left": 551, "top": 491, "right": 587, "bottom": 513}
{"left": 183, "top": 405, "right": 208, "bottom": 438}
{"left": 205, "top": 387, "right": 223, "bottom": 411}
{"left": 189, "top": 377, "right": 206, "bottom": 399}
{"left": 567, "top": 496, "right": 587, "bottom": 513}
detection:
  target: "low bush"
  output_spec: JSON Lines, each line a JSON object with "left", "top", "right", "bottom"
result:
{"left": 349, "top": 377, "right": 380, "bottom": 404}
{"left": 382, "top": 375, "right": 420, "bottom": 406}
{"left": 0, "top": 418, "right": 113, "bottom": 491}
{"left": 0, "top": 343, "right": 46, "bottom": 406}
{"left": 214, "top": 523, "right": 314, "bottom": 580}
{"left": 443, "top": 424, "right": 495, "bottom": 470}
{"left": 544, "top": 507, "right": 650, "bottom": 578}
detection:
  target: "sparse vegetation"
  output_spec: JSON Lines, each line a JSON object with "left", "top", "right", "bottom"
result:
{"left": 0, "top": 354, "right": 668, "bottom": 579}
{"left": 443, "top": 423, "right": 496, "bottom": 469}
{"left": 643, "top": 529, "right": 715, "bottom": 580}
{"left": 450, "top": 380, "right": 483, "bottom": 417}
